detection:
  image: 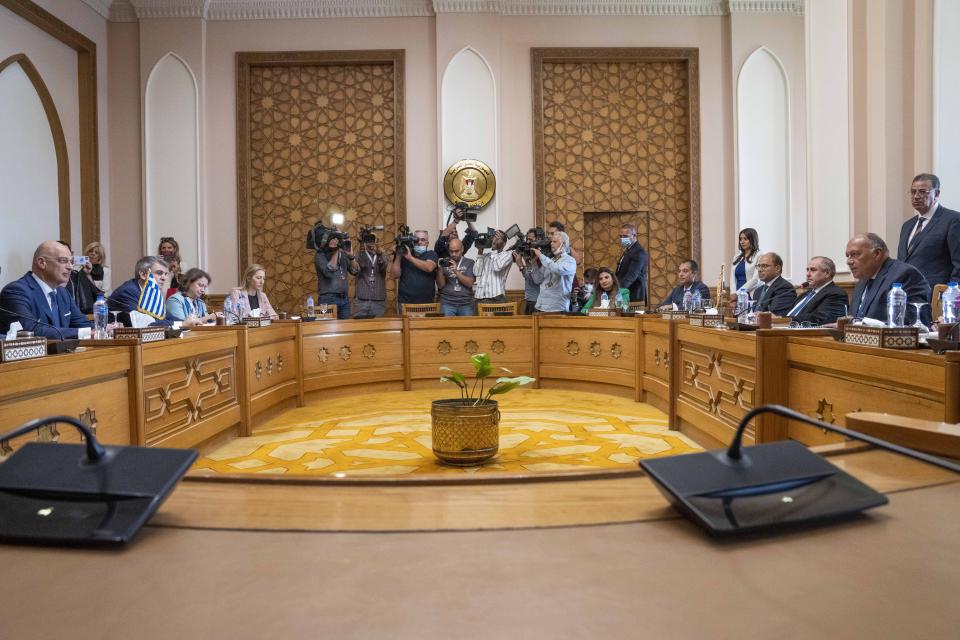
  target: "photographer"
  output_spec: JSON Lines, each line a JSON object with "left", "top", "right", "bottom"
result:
{"left": 473, "top": 229, "right": 514, "bottom": 304}
{"left": 354, "top": 229, "right": 387, "bottom": 318}
{"left": 434, "top": 203, "right": 477, "bottom": 259}
{"left": 534, "top": 230, "right": 577, "bottom": 312}
{"left": 390, "top": 229, "right": 437, "bottom": 311}
{"left": 514, "top": 228, "right": 546, "bottom": 314}
{"left": 315, "top": 233, "right": 358, "bottom": 320}
{"left": 436, "top": 238, "right": 476, "bottom": 316}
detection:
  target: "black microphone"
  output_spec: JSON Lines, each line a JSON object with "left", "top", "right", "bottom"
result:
{"left": 0, "top": 303, "right": 66, "bottom": 342}
{"left": 640, "top": 404, "right": 960, "bottom": 536}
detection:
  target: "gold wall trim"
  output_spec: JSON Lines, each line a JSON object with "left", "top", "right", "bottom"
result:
{"left": 0, "top": 0, "right": 100, "bottom": 246}
{"left": 0, "top": 54, "right": 70, "bottom": 241}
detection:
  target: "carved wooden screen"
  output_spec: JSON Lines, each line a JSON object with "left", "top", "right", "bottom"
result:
{"left": 237, "top": 51, "right": 405, "bottom": 314}
{"left": 532, "top": 48, "right": 699, "bottom": 306}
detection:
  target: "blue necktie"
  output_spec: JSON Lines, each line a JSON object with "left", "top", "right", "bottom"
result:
{"left": 49, "top": 291, "right": 61, "bottom": 328}
{"left": 789, "top": 289, "right": 815, "bottom": 316}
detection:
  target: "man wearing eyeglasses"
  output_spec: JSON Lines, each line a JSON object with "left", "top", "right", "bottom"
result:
{"left": 0, "top": 240, "right": 93, "bottom": 339}
{"left": 750, "top": 252, "right": 797, "bottom": 316}
{"left": 896, "top": 173, "right": 960, "bottom": 286}
{"left": 108, "top": 256, "right": 203, "bottom": 327}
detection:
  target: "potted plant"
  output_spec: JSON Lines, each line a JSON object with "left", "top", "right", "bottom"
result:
{"left": 431, "top": 353, "right": 535, "bottom": 465}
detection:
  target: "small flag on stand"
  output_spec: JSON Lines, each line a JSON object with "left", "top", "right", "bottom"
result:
{"left": 137, "top": 273, "right": 166, "bottom": 319}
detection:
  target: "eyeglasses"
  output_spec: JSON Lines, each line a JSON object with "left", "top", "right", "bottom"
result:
{"left": 40, "top": 255, "right": 72, "bottom": 265}
{"left": 909, "top": 189, "right": 933, "bottom": 197}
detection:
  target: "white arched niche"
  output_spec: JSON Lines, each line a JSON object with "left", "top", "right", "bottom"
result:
{"left": 144, "top": 53, "right": 200, "bottom": 268}
{"left": 440, "top": 47, "right": 498, "bottom": 253}
{"left": 736, "top": 47, "right": 791, "bottom": 278}
{"left": 0, "top": 59, "right": 61, "bottom": 288}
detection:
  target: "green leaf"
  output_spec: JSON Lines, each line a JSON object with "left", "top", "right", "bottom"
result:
{"left": 439, "top": 367, "right": 466, "bottom": 388}
{"left": 487, "top": 376, "right": 536, "bottom": 396}
{"left": 471, "top": 352, "right": 492, "bottom": 379}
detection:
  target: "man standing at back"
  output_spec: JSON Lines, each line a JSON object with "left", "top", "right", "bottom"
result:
{"left": 897, "top": 173, "right": 960, "bottom": 286}
{"left": 615, "top": 223, "right": 648, "bottom": 303}
{"left": 0, "top": 240, "right": 93, "bottom": 339}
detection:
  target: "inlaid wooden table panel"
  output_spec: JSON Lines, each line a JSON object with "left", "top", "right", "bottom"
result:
{"left": 639, "top": 316, "right": 680, "bottom": 413}
{"left": 301, "top": 318, "right": 404, "bottom": 394}
{"left": 0, "top": 346, "right": 133, "bottom": 456}
{"left": 244, "top": 321, "right": 300, "bottom": 422}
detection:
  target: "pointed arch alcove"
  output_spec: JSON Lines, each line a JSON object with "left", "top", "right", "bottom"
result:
{"left": 144, "top": 52, "right": 201, "bottom": 268}
{"left": 736, "top": 47, "right": 791, "bottom": 277}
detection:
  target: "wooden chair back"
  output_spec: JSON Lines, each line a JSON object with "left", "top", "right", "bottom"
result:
{"left": 402, "top": 302, "right": 440, "bottom": 317}
{"left": 932, "top": 284, "right": 948, "bottom": 318}
{"left": 477, "top": 301, "right": 518, "bottom": 316}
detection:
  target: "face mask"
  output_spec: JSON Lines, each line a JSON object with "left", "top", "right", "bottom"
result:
{"left": 620, "top": 237, "right": 632, "bottom": 248}
{"left": 414, "top": 245, "right": 427, "bottom": 255}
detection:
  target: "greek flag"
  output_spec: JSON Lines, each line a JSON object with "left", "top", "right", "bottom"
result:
{"left": 137, "top": 273, "right": 166, "bottom": 319}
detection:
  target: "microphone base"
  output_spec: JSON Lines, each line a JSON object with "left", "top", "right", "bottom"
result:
{"left": 639, "top": 441, "right": 888, "bottom": 536}
{"left": 46, "top": 339, "right": 79, "bottom": 354}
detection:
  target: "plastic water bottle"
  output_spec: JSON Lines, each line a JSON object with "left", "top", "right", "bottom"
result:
{"left": 681, "top": 290, "right": 692, "bottom": 312}
{"left": 690, "top": 289, "right": 702, "bottom": 312}
{"left": 92, "top": 294, "right": 108, "bottom": 339}
{"left": 736, "top": 289, "right": 750, "bottom": 320}
{"left": 600, "top": 291, "right": 610, "bottom": 308}
{"left": 943, "top": 282, "right": 959, "bottom": 323}
{"left": 223, "top": 295, "right": 236, "bottom": 325}
{"left": 886, "top": 283, "right": 907, "bottom": 326}
{"left": 306, "top": 295, "right": 315, "bottom": 319}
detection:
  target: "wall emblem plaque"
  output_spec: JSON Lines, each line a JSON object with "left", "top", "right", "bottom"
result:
{"left": 443, "top": 159, "right": 496, "bottom": 208}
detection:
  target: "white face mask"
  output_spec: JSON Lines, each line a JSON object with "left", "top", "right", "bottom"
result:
{"left": 414, "top": 245, "right": 427, "bottom": 255}
{"left": 620, "top": 237, "right": 632, "bottom": 248}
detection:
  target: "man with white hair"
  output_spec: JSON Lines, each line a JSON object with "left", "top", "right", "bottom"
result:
{"left": 532, "top": 230, "right": 577, "bottom": 312}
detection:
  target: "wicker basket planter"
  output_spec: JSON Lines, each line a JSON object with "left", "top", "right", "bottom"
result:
{"left": 431, "top": 399, "right": 500, "bottom": 466}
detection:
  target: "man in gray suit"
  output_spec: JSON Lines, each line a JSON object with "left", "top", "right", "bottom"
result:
{"left": 897, "top": 173, "right": 960, "bottom": 286}
{"left": 848, "top": 233, "right": 931, "bottom": 326}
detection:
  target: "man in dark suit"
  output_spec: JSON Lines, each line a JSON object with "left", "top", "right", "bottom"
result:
{"left": 107, "top": 255, "right": 183, "bottom": 327}
{"left": 615, "top": 223, "right": 648, "bottom": 303}
{"left": 848, "top": 233, "right": 932, "bottom": 326}
{"left": 750, "top": 252, "right": 797, "bottom": 315}
{"left": 786, "top": 256, "right": 848, "bottom": 325}
{"left": 897, "top": 173, "right": 960, "bottom": 287}
{"left": 0, "top": 240, "right": 93, "bottom": 339}
{"left": 658, "top": 259, "right": 711, "bottom": 310}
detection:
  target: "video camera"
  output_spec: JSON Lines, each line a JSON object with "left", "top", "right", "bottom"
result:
{"left": 306, "top": 222, "right": 350, "bottom": 252}
{"left": 474, "top": 224, "right": 522, "bottom": 252}
{"left": 509, "top": 226, "right": 552, "bottom": 259}
{"left": 394, "top": 224, "right": 417, "bottom": 254}
{"left": 447, "top": 202, "right": 480, "bottom": 224}
{"left": 359, "top": 225, "right": 384, "bottom": 244}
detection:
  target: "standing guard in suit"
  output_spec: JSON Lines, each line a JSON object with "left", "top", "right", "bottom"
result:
{"left": 0, "top": 240, "right": 93, "bottom": 339}
{"left": 786, "top": 256, "right": 848, "bottom": 325}
{"left": 615, "top": 223, "right": 648, "bottom": 303}
{"left": 658, "top": 259, "right": 711, "bottom": 310}
{"left": 897, "top": 173, "right": 960, "bottom": 286}
{"left": 848, "top": 233, "right": 932, "bottom": 326}
{"left": 750, "top": 252, "right": 797, "bottom": 316}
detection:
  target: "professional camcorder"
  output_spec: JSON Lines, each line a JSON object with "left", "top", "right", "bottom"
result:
{"left": 359, "top": 225, "right": 384, "bottom": 244}
{"left": 306, "top": 222, "right": 349, "bottom": 252}
{"left": 447, "top": 203, "right": 479, "bottom": 224}
{"left": 474, "top": 224, "right": 522, "bottom": 252}
{"left": 394, "top": 224, "right": 417, "bottom": 253}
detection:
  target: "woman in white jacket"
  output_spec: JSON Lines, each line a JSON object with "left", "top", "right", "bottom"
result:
{"left": 732, "top": 227, "right": 760, "bottom": 292}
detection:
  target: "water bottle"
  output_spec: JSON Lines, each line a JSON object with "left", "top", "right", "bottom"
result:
{"left": 690, "top": 289, "right": 702, "bottom": 312}
{"left": 943, "top": 282, "right": 959, "bottom": 323}
{"left": 736, "top": 289, "right": 750, "bottom": 321}
{"left": 886, "top": 283, "right": 907, "bottom": 326}
{"left": 681, "top": 290, "right": 692, "bottom": 312}
{"left": 600, "top": 291, "right": 610, "bottom": 308}
{"left": 306, "top": 295, "right": 315, "bottom": 319}
{"left": 92, "top": 294, "right": 108, "bottom": 339}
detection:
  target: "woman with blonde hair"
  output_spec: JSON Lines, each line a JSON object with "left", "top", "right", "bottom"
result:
{"left": 83, "top": 241, "right": 111, "bottom": 292}
{"left": 226, "top": 264, "right": 278, "bottom": 321}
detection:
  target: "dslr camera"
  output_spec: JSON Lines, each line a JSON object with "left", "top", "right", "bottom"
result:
{"left": 394, "top": 224, "right": 417, "bottom": 253}
{"left": 438, "top": 257, "right": 454, "bottom": 269}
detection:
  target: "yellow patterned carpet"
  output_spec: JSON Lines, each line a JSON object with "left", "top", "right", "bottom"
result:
{"left": 195, "top": 389, "right": 702, "bottom": 477}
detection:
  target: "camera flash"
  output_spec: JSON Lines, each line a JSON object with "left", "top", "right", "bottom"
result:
{"left": 331, "top": 212, "right": 345, "bottom": 225}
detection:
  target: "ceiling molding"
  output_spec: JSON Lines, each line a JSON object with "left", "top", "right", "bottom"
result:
{"left": 103, "top": 0, "right": 802, "bottom": 21}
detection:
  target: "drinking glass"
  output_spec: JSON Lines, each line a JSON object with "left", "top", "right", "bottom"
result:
{"left": 107, "top": 311, "right": 120, "bottom": 338}
{"left": 911, "top": 302, "right": 929, "bottom": 332}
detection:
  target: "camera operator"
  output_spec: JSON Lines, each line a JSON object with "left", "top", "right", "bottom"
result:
{"left": 513, "top": 228, "right": 545, "bottom": 314}
{"left": 354, "top": 230, "right": 387, "bottom": 318}
{"left": 435, "top": 203, "right": 478, "bottom": 259}
{"left": 436, "top": 238, "right": 476, "bottom": 316}
{"left": 315, "top": 233, "right": 358, "bottom": 319}
{"left": 533, "top": 230, "right": 577, "bottom": 312}
{"left": 390, "top": 229, "right": 437, "bottom": 312}
{"left": 473, "top": 229, "right": 514, "bottom": 304}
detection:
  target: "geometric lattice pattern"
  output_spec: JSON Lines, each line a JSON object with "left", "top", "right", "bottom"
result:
{"left": 247, "top": 61, "right": 400, "bottom": 313}
{"left": 194, "top": 389, "right": 701, "bottom": 477}
{"left": 538, "top": 56, "right": 693, "bottom": 304}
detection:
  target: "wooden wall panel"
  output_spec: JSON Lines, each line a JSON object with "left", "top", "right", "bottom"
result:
{"left": 532, "top": 48, "right": 700, "bottom": 304}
